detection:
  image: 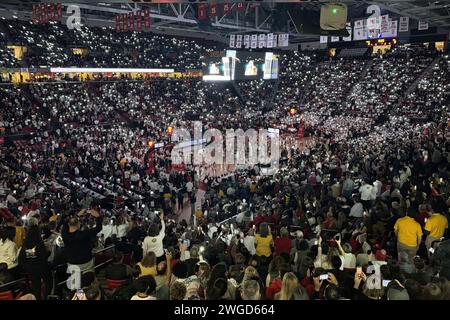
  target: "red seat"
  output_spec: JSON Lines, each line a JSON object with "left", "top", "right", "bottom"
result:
{"left": 0, "top": 291, "right": 14, "bottom": 300}
{"left": 106, "top": 279, "right": 126, "bottom": 290}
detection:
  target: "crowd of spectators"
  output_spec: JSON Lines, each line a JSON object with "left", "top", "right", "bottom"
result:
{"left": 0, "top": 18, "right": 449, "bottom": 301}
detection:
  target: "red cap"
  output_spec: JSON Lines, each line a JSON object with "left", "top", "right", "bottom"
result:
{"left": 375, "top": 249, "right": 387, "bottom": 261}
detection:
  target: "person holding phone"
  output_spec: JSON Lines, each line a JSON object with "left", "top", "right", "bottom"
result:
{"left": 61, "top": 208, "right": 103, "bottom": 276}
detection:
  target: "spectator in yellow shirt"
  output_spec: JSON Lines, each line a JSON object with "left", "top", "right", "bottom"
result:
{"left": 255, "top": 223, "right": 273, "bottom": 258}
{"left": 424, "top": 211, "right": 448, "bottom": 255}
{"left": 394, "top": 211, "right": 423, "bottom": 262}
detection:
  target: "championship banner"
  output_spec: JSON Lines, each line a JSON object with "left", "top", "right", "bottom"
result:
{"left": 136, "top": 11, "right": 142, "bottom": 32}
{"left": 250, "top": 34, "right": 257, "bottom": 48}
{"left": 236, "top": 34, "right": 243, "bottom": 48}
{"left": 258, "top": 34, "right": 266, "bottom": 48}
{"left": 116, "top": 15, "right": 121, "bottom": 32}
{"left": 418, "top": 21, "right": 429, "bottom": 31}
{"left": 42, "top": 4, "right": 48, "bottom": 23}
{"left": 267, "top": 33, "right": 274, "bottom": 48}
{"left": 354, "top": 19, "right": 364, "bottom": 29}
{"left": 278, "top": 33, "right": 289, "bottom": 47}
{"left": 229, "top": 34, "right": 236, "bottom": 48}
{"left": 386, "top": 20, "right": 398, "bottom": 38}
{"left": 243, "top": 34, "right": 250, "bottom": 48}
{"left": 343, "top": 23, "right": 352, "bottom": 41}
{"left": 236, "top": 2, "right": 245, "bottom": 12}
{"left": 380, "top": 15, "right": 390, "bottom": 34}
{"left": 52, "top": 4, "right": 58, "bottom": 21}
{"left": 128, "top": 13, "right": 134, "bottom": 31}
{"left": 367, "top": 16, "right": 379, "bottom": 30}
{"left": 272, "top": 34, "right": 278, "bottom": 47}
{"left": 353, "top": 27, "right": 367, "bottom": 41}
{"left": 32, "top": 5, "right": 37, "bottom": 23}
{"left": 210, "top": 4, "right": 219, "bottom": 17}
{"left": 399, "top": 16, "right": 409, "bottom": 32}
{"left": 319, "top": 35, "right": 328, "bottom": 43}
{"left": 47, "top": 4, "right": 54, "bottom": 21}
{"left": 222, "top": 3, "right": 231, "bottom": 16}
{"left": 367, "top": 28, "right": 377, "bottom": 39}
{"left": 57, "top": 3, "right": 63, "bottom": 20}
{"left": 198, "top": 4, "right": 207, "bottom": 20}
{"left": 123, "top": 14, "right": 128, "bottom": 32}
{"left": 331, "top": 36, "right": 339, "bottom": 42}
{"left": 144, "top": 8, "right": 151, "bottom": 29}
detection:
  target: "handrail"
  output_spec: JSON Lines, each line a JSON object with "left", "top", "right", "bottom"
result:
{"left": 0, "top": 277, "right": 28, "bottom": 291}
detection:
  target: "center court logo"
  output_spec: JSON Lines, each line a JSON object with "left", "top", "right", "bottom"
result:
{"left": 171, "top": 121, "right": 280, "bottom": 175}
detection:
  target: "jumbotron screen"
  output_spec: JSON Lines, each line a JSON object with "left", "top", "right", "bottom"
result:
{"left": 201, "top": 55, "right": 233, "bottom": 81}
{"left": 202, "top": 51, "right": 279, "bottom": 81}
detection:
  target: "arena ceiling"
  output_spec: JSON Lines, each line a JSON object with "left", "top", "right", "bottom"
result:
{"left": 0, "top": 1, "right": 449, "bottom": 44}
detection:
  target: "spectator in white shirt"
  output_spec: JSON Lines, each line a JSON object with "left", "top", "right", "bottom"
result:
{"left": 243, "top": 228, "right": 256, "bottom": 256}
{"left": 0, "top": 226, "right": 19, "bottom": 273}
{"left": 186, "top": 181, "right": 193, "bottom": 194}
{"left": 359, "top": 181, "right": 374, "bottom": 210}
{"left": 350, "top": 199, "right": 364, "bottom": 218}
{"left": 142, "top": 212, "right": 166, "bottom": 263}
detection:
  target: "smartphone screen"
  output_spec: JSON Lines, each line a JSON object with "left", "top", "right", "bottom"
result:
{"left": 382, "top": 280, "right": 391, "bottom": 287}
{"left": 356, "top": 267, "right": 362, "bottom": 277}
{"left": 319, "top": 274, "right": 328, "bottom": 280}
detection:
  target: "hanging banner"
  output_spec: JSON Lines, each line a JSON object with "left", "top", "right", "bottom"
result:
{"left": 198, "top": 4, "right": 207, "bottom": 20}
{"left": 128, "top": 13, "right": 134, "bottom": 31}
{"left": 267, "top": 33, "right": 274, "bottom": 48}
{"left": 418, "top": 21, "right": 429, "bottom": 31}
{"left": 354, "top": 19, "right": 364, "bottom": 29}
{"left": 343, "top": 23, "right": 352, "bottom": 41}
{"left": 367, "top": 16, "right": 378, "bottom": 30}
{"left": 53, "top": 4, "right": 59, "bottom": 21}
{"left": 236, "top": 3, "right": 245, "bottom": 12}
{"left": 319, "top": 35, "right": 328, "bottom": 43}
{"left": 331, "top": 36, "right": 339, "bottom": 42}
{"left": 136, "top": 11, "right": 142, "bottom": 32}
{"left": 223, "top": 3, "right": 231, "bottom": 16}
{"left": 250, "top": 34, "right": 257, "bottom": 48}
{"left": 243, "top": 34, "right": 250, "bottom": 48}
{"left": 116, "top": 15, "right": 121, "bottom": 32}
{"left": 380, "top": 15, "right": 390, "bottom": 34}
{"left": 236, "top": 35, "right": 243, "bottom": 48}
{"left": 258, "top": 34, "right": 266, "bottom": 48}
{"left": 353, "top": 27, "right": 367, "bottom": 41}
{"left": 210, "top": 4, "right": 219, "bottom": 17}
{"left": 57, "top": 3, "right": 63, "bottom": 20}
{"left": 32, "top": 5, "right": 37, "bottom": 23}
{"left": 386, "top": 20, "right": 398, "bottom": 38}
{"left": 367, "top": 28, "right": 377, "bottom": 39}
{"left": 399, "top": 16, "right": 409, "bottom": 32}
{"left": 273, "top": 34, "right": 278, "bottom": 47}
{"left": 144, "top": 8, "right": 151, "bottom": 29}
{"left": 229, "top": 34, "right": 236, "bottom": 48}
{"left": 278, "top": 33, "right": 289, "bottom": 47}
{"left": 123, "top": 14, "right": 128, "bottom": 32}
{"left": 42, "top": 4, "right": 48, "bottom": 23}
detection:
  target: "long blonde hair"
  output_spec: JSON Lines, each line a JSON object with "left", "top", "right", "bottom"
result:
{"left": 279, "top": 272, "right": 299, "bottom": 300}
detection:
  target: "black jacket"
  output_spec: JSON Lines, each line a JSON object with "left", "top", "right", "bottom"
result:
{"left": 61, "top": 217, "right": 103, "bottom": 265}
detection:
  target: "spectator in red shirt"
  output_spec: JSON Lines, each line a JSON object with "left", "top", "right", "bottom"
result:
{"left": 274, "top": 227, "right": 292, "bottom": 257}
